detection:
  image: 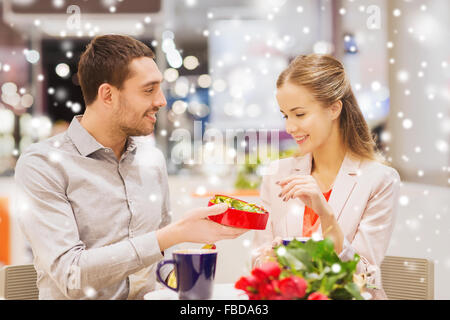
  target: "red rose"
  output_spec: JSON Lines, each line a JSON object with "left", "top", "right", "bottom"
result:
{"left": 278, "top": 276, "right": 308, "bottom": 299}
{"left": 257, "top": 279, "right": 282, "bottom": 300}
{"left": 307, "top": 292, "right": 329, "bottom": 300}
{"left": 248, "top": 293, "right": 261, "bottom": 300}
{"left": 258, "top": 282, "right": 275, "bottom": 299}
{"left": 251, "top": 261, "right": 281, "bottom": 281}
{"left": 268, "top": 280, "right": 283, "bottom": 300}
{"left": 235, "top": 275, "right": 258, "bottom": 292}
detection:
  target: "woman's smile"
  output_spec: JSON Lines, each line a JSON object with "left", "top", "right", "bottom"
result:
{"left": 295, "top": 135, "right": 309, "bottom": 145}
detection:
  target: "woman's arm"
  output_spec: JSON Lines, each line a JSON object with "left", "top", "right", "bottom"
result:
{"left": 277, "top": 174, "right": 345, "bottom": 253}
{"left": 318, "top": 209, "right": 344, "bottom": 254}
{"left": 338, "top": 167, "right": 401, "bottom": 283}
{"left": 277, "top": 166, "right": 400, "bottom": 278}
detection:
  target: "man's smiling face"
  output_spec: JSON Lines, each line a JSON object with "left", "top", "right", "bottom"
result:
{"left": 112, "top": 56, "right": 167, "bottom": 137}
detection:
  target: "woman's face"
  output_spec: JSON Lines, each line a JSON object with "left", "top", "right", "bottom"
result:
{"left": 276, "top": 82, "right": 339, "bottom": 156}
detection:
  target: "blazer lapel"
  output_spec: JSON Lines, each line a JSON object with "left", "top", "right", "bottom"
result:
{"left": 284, "top": 153, "right": 312, "bottom": 236}
{"left": 285, "top": 152, "right": 360, "bottom": 232}
{"left": 328, "top": 153, "right": 361, "bottom": 221}
{"left": 292, "top": 153, "right": 313, "bottom": 175}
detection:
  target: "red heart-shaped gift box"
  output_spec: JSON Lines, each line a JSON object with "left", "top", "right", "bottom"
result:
{"left": 207, "top": 194, "right": 269, "bottom": 230}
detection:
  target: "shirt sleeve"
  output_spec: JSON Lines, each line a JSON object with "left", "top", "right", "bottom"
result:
{"left": 158, "top": 156, "right": 172, "bottom": 230}
{"left": 14, "top": 152, "right": 164, "bottom": 299}
{"left": 154, "top": 157, "right": 174, "bottom": 282}
{"left": 338, "top": 167, "right": 401, "bottom": 290}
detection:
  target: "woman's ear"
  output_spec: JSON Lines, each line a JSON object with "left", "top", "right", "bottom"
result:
{"left": 329, "top": 100, "right": 343, "bottom": 120}
{"left": 97, "top": 83, "right": 114, "bottom": 107}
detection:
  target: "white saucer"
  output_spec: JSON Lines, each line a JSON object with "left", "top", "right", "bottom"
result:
{"left": 144, "top": 283, "right": 248, "bottom": 300}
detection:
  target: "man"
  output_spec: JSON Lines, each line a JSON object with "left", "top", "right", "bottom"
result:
{"left": 14, "top": 34, "right": 247, "bottom": 299}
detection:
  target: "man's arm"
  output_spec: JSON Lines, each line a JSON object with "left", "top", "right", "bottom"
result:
{"left": 15, "top": 153, "right": 164, "bottom": 299}
{"left": 15, "top": 150, "right": 248, "bottom": 298}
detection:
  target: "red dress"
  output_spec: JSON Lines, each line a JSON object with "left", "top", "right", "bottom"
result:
{"left": 302, "top": 189, "right": 332, "bottom": 237}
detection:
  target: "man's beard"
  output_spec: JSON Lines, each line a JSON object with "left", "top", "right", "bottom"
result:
{"left": 115, "top": 94, "right": 155, "bottom": 137}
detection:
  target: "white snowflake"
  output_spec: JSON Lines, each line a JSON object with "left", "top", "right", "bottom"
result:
{"left": 435, "top": 140, "right": 448, "bottom": 153}
{"left": 311, "top": 232, "right": 322, "bottom": 242}
{"left": 195, "top": 186, "right": 206, "bottom": 196}
{"left": 402, "top": 119, "right": 413, "bottom": 129}
{"left": 276, "top": 246, "right": 286, "bottom": 256}
{"left": 49, "top": 151, "right": 62, "bottom": 163}
{"left": 242, "top": 239, "right": 251, "bottom": 248}
{"left": 331, "top": 263, "right": 341, "bottom": 273}
{"left": 398, "top": 196, "right": 409, "bottom": 206}
{"left": 83, "top": 286, "right": 98, "bottom": 299}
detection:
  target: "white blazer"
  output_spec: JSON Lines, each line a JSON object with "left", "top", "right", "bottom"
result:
{"left": 252, "top": 152, "right": 401, "bottom": 300}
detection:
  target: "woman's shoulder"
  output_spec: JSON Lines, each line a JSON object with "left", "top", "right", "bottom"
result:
{"left": 359, "top": 158, "right": 401, "bottom": 187}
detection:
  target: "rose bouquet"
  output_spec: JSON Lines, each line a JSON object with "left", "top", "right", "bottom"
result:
{"left": 235, "top": 238, "right": 370, "bottom": 300}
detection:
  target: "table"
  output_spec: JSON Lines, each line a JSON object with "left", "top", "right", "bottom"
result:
{"left": 144, "top": 283, "right": 248, "bottom": 300}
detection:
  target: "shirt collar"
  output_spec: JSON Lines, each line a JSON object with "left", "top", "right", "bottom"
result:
{"left": 124, "top": 135, "right": 138, "bottom": 155}
{"left": 67, "top": 115, "right": 137, "bottom": 157}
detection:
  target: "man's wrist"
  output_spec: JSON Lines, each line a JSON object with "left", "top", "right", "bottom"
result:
{"left": 157, "top": 222, "right": 182, "bottom": 252}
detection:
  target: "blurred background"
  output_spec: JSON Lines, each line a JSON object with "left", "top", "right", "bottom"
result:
{"left": 0, "top": 0, "right": 448, "bottom": 298}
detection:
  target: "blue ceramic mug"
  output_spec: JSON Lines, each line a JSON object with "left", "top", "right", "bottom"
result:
{"left": 282, "top": 237, "right": 311, "bottom": 246}
{"left": 156, "top": 249, "right": 217, "bottom": 300}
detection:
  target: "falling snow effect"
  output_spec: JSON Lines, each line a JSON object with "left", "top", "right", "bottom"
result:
{"left": 0, "top": 0, "right": 448, "bottom": 299}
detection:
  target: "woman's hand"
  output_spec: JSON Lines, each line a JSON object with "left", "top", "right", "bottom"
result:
{"left": 276, "top": 175, "right": 344, "bottom": 254}
{"left": 252, "top": 237, "right": 283, "bottom": 268}
{"left": 276, "top": 175, "right": 331, "bottom": 218}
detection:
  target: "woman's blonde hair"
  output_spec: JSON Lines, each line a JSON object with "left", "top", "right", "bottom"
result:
{"left": 277, "top": 54, "right": 384, "bottom": 162}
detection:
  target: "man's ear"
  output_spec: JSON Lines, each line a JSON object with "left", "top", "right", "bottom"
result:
{"left": 329, "top": 100, "right": 343, "bottom": 121}
{"left": 97, "top": 83, "right": 114, "bottom": 107}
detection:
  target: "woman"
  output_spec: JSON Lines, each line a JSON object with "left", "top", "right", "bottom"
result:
{"left": 251, "top": 54, "right": 400, "bottom": 300}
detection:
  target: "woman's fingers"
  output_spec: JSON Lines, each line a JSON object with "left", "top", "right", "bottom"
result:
{"left": 261, "top": 246, "right": 276, "bottom": 258}
{"left": 278, "top": 179, "right": 314, "bottom": 200}
{"left": 272, "top": 236, "right": 283, "bottom": 248}
{"left": 284, "top": 185, "right": 313, "bottom": 200}
{"left": 281, "top": 185, "right": 300, "bottom": 201}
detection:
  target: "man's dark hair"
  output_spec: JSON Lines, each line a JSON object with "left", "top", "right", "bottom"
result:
{"left": 77, "top": 34, "right": 155, "bottom": 105}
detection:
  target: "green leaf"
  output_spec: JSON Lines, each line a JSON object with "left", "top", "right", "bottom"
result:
{"left": 323, "top": 273, "right": 348, "bottom": 292}
{"left": 339, "top": 254, "right": 360, "bottom": 282}
{"left": 273, "top": 239, "right": 366, "bottom": 300}
{"left": 306, "top": 277, "right": 322, "bottom": 293}
{"left": 314, "top": 238, "right": 340, "bottom": 263}
{"left": 329, "top": 288, "right": 353, "bottom": 300}
{"left": 284, "top": 247, "right": 314, "bottom": 271}
{"left": 276, "top": 247, "right": 308, "bottom": 272}
{"left": 344, "top": 282, "right": 365, "bottom": 300}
